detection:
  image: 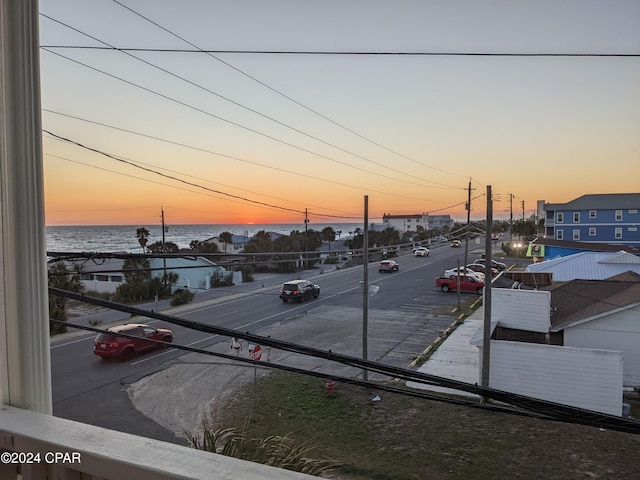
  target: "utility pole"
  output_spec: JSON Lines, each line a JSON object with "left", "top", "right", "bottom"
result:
{"left": 463, "top": 179, "right": 472, "bottom": 271}
{"left": 520, "top": 200, "right": 525, "bottom": 241}
{"left": 509, "top": 194, "right": 514, "bottom": 244}
{"left": 481, "top": 186, "right": 493, "bottom": 396}
{"left": 161, "top": 207, "right": 167, "bottom": 288}
{"left": 362, "top": 196, "right": 369, "bottom": 382}
{"left": 304, "top": 208, "right": 309, "bottom": 269}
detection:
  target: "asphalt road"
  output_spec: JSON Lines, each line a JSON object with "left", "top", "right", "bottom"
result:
{"left": 51, "top": 238, "right": 497, "bottom": 443}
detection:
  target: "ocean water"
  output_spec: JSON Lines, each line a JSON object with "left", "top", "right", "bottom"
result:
{"left": 46, "top": 223, "right": 362, "bottom": 253}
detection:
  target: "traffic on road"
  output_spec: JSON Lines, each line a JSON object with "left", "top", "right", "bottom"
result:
{"left": 51, "top": 237, "right": 511, "bottom": 442}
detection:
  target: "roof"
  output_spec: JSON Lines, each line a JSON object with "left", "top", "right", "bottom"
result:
{"left": 383, "top": 213, "right": 426, "bottom": 219}
{"left": 544, "top": 193, "right": 640, "bottom": 210}
{"left": 526, "top": 250, "right": 640, "bottom": 281}
{"left": 203, "top": 234, "right": 250, "bottom": 244}
{"left": 73, "top": 258, "right": 125, "bottom": 274}
{"left": 544, "top": 273, "right": 640, "bottom": 331}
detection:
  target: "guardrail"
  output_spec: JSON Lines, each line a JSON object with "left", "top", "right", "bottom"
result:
{"left": 0, "top": 405, "right": 315, "bottom": 480}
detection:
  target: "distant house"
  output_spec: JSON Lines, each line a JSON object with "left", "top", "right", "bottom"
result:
{"left": 78, "top": 258, "right": 126, "bottom": 294}
{"left": 382, "top": 213, "right": 454, "bottom": 233}
{"left": 542, "top": 193, "right": 640, "bottom": 246}
{"left": 428, "top": 215, "right": 455, "bottom": 231}
{"left": 78, "top": 256, "right": 240, "bottom": 294}
{"left": 202, "top": 234, "right": 250, "bottom": 254}
{"left": 525, "top": 250, "right": 640, "bottom": 281}
{"left": 317, "top": 239, "right": 350, "bottom": 262}
{"left": 149, "top": 256, "right": 240, "bottom": 292}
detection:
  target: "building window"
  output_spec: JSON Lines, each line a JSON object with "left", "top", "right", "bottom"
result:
{"left": 615, "top": 228, "right": 622, "bottom": 239}
{"left": 96, "top": 275, "right": 109, "bottom": 281}
{"left": 556, "top": 213, "right": 564, "bottom": 223}
{"left": 573, "top": 230, "right": 580, "bottom": 240}
{"left": 111, "top": 275, "right": 123, "bottom": 282}
{"left": 556, "top": 230, "right": 563, "bottom": 240}
{"left": 573, "top": 213, "right": 580, "bottom": 223}
{"left": 615, "top": 210, "right": 623, "bottom": 221}
{"left": 630, "top": 209, "right": 638, "bottom": 214}
{"left": 629, "top": 227, "right": 637, "bottom": 232}
{"left": 589, "top": 210, "right": 596, "bottom": 218}
{"left": 589, "top": 228, "right": 596, "bottom": 236}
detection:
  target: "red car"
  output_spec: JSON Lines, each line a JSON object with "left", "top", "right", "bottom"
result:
{"left": 94, "top": 323, "right": 173, "bottom": 359}
{"left": 435, "top": 275, "right": 485, "bottom": 295}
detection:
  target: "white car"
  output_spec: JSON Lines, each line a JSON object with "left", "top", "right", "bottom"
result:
{"left": 443, "top": 267, "right": 484, "bottom": 281}
{"left": 414, "top": 247, "right": 430, "bottom": 257}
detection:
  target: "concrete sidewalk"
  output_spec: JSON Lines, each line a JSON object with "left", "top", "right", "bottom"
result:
{"left": 406, "top": 308, "right": 483, "bottom": 399}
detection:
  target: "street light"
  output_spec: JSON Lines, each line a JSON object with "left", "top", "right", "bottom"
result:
{"left": 514, "top": 242, "right": 522, "bottom": 265}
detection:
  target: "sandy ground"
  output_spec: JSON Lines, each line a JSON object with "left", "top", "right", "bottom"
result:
{"left": 124, "top": 302, "right": 455, "bottom": 440}
{"left": 125, "top": 357, "right": 270, "bottom": 438}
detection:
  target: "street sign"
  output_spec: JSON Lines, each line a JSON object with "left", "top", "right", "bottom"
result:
{"left": 251, "top": 344, "right": 262, "bottom": 361}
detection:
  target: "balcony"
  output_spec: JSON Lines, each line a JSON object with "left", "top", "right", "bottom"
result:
{"left": 0, "top": 406, "right": 313, "bottom": 480}
{"left": 0, "top": 4, "right": 310, "bottom": 479}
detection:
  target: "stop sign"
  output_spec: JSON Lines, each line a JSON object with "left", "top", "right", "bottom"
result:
{"left": 251, "top": 345, "right": 262, "bottom": 361}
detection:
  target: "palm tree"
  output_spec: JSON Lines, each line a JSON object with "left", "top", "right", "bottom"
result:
{"left": 136, "top": 227, "right": 150, "bottom": 253}
{"left": 321, "top": 226, "right": 335, "bottom": 252}
{"left": 218, "top": 232, "right": 233, "bottom": 253}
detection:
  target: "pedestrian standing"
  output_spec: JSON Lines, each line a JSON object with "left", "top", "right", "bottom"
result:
{"left": 231, "top": 337, "right": 242, "bottom": 356}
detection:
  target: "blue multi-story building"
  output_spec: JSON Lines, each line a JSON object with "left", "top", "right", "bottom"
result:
{"left": 543, "top": 193, "right": 640, "bottom": 247}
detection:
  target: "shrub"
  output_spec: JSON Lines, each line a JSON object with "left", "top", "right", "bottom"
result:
{"left": 171, "top": 288, "right": 195, "bottom": 307}
{"left": 240, "top": 266, "right": 254, "bottom": 283}
{"left": 184, "top": 420, "right": 336, "bottom": 476}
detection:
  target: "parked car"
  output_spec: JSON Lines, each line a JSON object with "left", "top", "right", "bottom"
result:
{"left": 93, "top": 323, "right": 173, "bottom": 359}
{"left": 474, "top": 258, "right": 507, "bottom": 271}
{"left": 279, "top": 279, "right": 320, "bottom": 303}
{"left": 414, "top": 247, "right": 430, "bottom": 257}
{"left": 444, "top": 267, "right": 484, "bottom": 281}
{"left": 378, "top": 260, "right": 399, "bottom": 272}
{"left": 450, "top": 240, "right": 461, "bottom": 248}
{"left": 466, "top": 263, "right": 499, "bottom": 276}
{"left": 435, "top": 275, "right": 485, "bottom": 295}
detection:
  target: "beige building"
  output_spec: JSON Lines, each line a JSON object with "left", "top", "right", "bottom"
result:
{"left": 382, "top": 213, "right": 454, "bottom": 232}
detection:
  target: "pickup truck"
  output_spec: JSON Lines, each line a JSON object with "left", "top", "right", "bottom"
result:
{"left": 435, "top": 275, "right": 485, "bottom": 295}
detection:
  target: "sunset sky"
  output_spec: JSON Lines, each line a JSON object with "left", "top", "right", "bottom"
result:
{"left": 39, "top": 0, "right": 640, "bottom": 227}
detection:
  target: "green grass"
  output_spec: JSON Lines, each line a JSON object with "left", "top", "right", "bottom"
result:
{"left": 212, "top": 370, "right": 640, "bottom": 480}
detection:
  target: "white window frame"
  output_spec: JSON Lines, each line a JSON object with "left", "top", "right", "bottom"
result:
{"left": 556, "top": 212, "right": 564, "bottom": 223}
{"left": 573, "top": 213, "right": 580, "bottom": 223}
{"left": 615, "top": 228, "right": 622, "bottom": 239}
{"left": 573, "top": 229, "right": 580, "bottom": 241}
{"left": 556, "top": 229, "right": 563, "bottom": 240}
{"left": 589, "top": 210, "right": 596, "bottom": 218}
{"left": 615, "top": 210, "right": 623, "bottom": 221}
{"left": 589, "top": 227, "right": 596, "bottom": 236}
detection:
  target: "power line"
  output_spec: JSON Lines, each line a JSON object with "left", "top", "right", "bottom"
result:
{"left": 44, "top": 130, "right": 306, "bottom": 216}
{"left": 49, "top": 288, "right": 640, "bottom": 434}
{"left": 40, "top": 13, "right": 461, "bottom": 190}
{"left": 42, "top": 110, "right": 449, "bottom": 204}
{"left": 41, "top": 45, "right": 640, "bottom": 57}
{"left": 109, "top": 1, "right": 473, "bottom": 179}
{"left": 42, "top": 131, "right": 426, "bottom": 220}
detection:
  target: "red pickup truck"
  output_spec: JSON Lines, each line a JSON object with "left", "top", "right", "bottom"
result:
{"left": 435, "top": 275, "right": 485, "bottom": 295}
